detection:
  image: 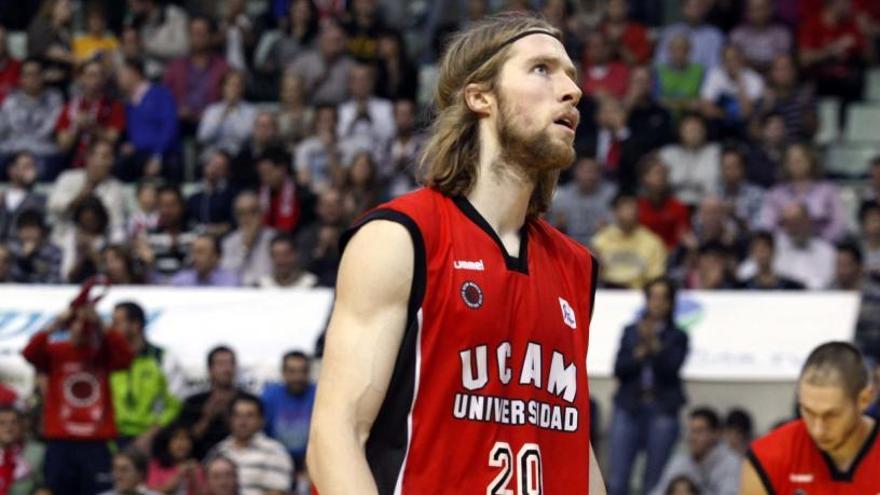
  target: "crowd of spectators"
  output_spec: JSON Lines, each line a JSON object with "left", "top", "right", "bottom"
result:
{"left": 0, "top": 0, "right": 879, "bottom": 493}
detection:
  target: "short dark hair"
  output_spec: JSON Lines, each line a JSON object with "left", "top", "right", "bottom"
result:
{"left": 721, "top": 144, "right": 746, "bottom": 165}
{"left": 643, "top": 277, "right": 678, "bottom": 325}
{"left": 121, "top": 57, "right": 146, "bottom": 78}
{"left": 151, "top": 422, "right": 193, "bottom": 468}
{"left": 801, "top": 342, "right": 870, "bottom": 399}
{"left": 270, "top": 232, "right": 297, "bottom": 251}
{"left": 725, "top": 408, "right": 754, "bottom": 437}
{"left": 156, "top": 184, "right": 184, "bottom": 202}
{"left": 611, "top": 191, "right": 638, "bottom": 209}
{"left": 15, "top": 209, "right": 46, "bottom": 232}
{"left": 207, "top": 345, "right": 236, "bottom": 369}
{"left": 258, "top": 146, "right": 291, "bottom": 168}
{"left": 231, "top": 393, "right": 264, "bottom": 418}
{"left": 665, "top": 475, "right": 700, "bottom": 495}
{"left": 698, "top": 240, "right": 730, "bottom": 258}
{"left": 189, "top": 13, "right": 218, "bottom": 33}
{"left": 117, "top": 446, "right": 150, "bottom": 477}
{"left": 750, "top": 230, "right": 775, "bottom": 249}
{"left": 197, "top": 233, "right": 223, "bottom": 258}
{"left": 858, "top": 200, "right": 880, "bottom": 225}
{"left": 689, "top": 406, "right": 721, "bottom": 431}
{"left": 72, "top": 196, "right": 110, "bottom": 233}
{"left": 836, "top": 241, "right": 863, "bottom": 266}
{"left": 115, "top": 301, "right": 146, "bottom": 328}
{"left": 282, "top": 350, "right": 310, "bottom": 368}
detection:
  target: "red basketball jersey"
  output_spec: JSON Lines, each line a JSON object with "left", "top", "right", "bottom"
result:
{"left": 341, "top": 188, "right": 598, "bottom": 495}
{"left": 748, "top": 418, "right": 880, "bottom": 494}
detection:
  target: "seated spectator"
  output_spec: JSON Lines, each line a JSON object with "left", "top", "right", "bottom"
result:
{"left": 774, "top": 202, "right": 836, "bottom": 289}
{"left": 0, "top": 26, "right": 21, "bottom": 104}
{"left": 187, "top": 151, "right": 238, "bottom": 237}
{"left": 136, "top": 185, "right": 197, "bottom": 282}
{"left": 100, "top": 244, "right": 146, "bottom": 285}
{"left": 0, "top": 58, "right": 63, "bottom": 178}
{"left": 170, "top": 234, "right": 241, "bottom": 287}
{"left": 127, "top": 0, "right": 189, "bottom": 78}
{"left": 222, "top": 191, "right": 275, "bottom": 287}
{"left": 581, "top": 32, "right": 631, "bottom": 100}
{"left": 219, "top": 0, "right": 253, "bottom": 73}
{"left": 665, "top": 476, "right": 700, "bottom": 495}
{"left": 0, "top": 152, "right": 45, "bottom": 242}
{"left": 180, "top": 346, "right": 244, "bottom": 460}
{"left": 608, "top": 278, "right": 689, "bottom": 495}
{"left": 0, "top": 405, "right": 44, "bottom": 494}
{"left": 690, "top": 195, "right": 745, "bottom": 258}
{"left": 655, "top": 34, "right": 704, "bottom": 118}
{"left": 385, "top": 99, "right": 425, "bottom": 198}
{"left": 290, "top": 20, "right": 354, "bottom": 106}
{"left": 739, "top": 230, "right": 806, "bottom": 290}
{"left": 73, "top": 5, "right": 120, "bottom": 65}
{"left": 375, "top": 30, "right": 418, "bottom": 101}
{"left": 337, "top": 63, "right": 395, "bottom": 161}
{"left": 197, "top": 71, "right": 257, "bottom": 158}
{"left": 341, "top": 151, "right": 382, "bottom": 219}
{"left": 100, "top": 447, "right": 160, "bottom": 495}
{"left": 7, "top": 210, "right": 62, "bottom": 284}
{"left": 700, "top": 44, "right": 765, "bottom": 137}
{"left": 261, "top": 351, "right": 315, "bottom": 472}
{"left": 684, "top": 241, "right": 739, "bottom": 290}
{"left": 655, "top": 0, "right": 725, "bottom": 70}
{"left": 638, "top": 155, "right": 692, "bottom": 251}
{"left": 745, "top": 112, "right": 787, "bottom": 188}
{"left": 258, "top": 147, "right": 310, "bottom": 233}
{"left": 758, "top": 143, "right": 847, "bottom": 242}
{"left": 56, "top": 60, "right": 125, "bottom": 171}
{"left": 831, "top": 241, "right": 866, "bottom": 290}
{"left": 717, "top": 146, "right": 764, "bottom": 229}
{"left": 276, "top": 71, "right": 314, "bottom": 148}
{"left": 623, "top": 67, "right": 674, "bottom": 152}
{"left": 22, "top": 301, "right": 133, "bottom": 495}
{"left": 232, "top": 112, "right": 281, "bottom": 191}
{"left": 729, "top": 0, "right": 793, "bottom": 72}
{"left": 147, "top": 423, "right": 206, "bottom": 495}
{"left": 296, "top": 187, "right": 345, "bottom": 286}
{"left": 128, "top": 180, "right": 160, "bottom": 238}
{"left": 577, "top": 96, "right": 643, "bottom": 192}
{"left": 258, "top": 232, "right": 317, "bottom": 289}
{"left": 208, "top": 395, "right": 293, "bottom": 495}
{"left": 61, "top": 196, "right": 110, "bottom": 283}
{"left": 550, "top": 157, "right": 616, "bottom": 247}
{"left": 48, "top": 139, "right": 126, "bottom": 245}
{"left": 723, "top": 408, "right": 754, "bottom": 456}
{"left": 753, "top": 55, "right": 817, "bottom": 141}
{"left": 860, "top": 201, "right": 880, "bottom": 275}
{"left": 592, "top": 193, "right": 667, "bottom": 289}
{"left": 26, "top": 0, "right": 74, "bottom": 89}
{"left": 600, "top": 0, "right": 652, "bottom": 65}
{"left": 253, "top": 0, "right": 319, "bottom": 93}
{"left": 650, "top": 407, "right": 741, "bottom": 495}
{"left": 116, "top": 58, "right": 181, "bottom": 182}
{"left": 0, "top": 244, "right": 11, "bottom": 283}
{"left": 342, "top": 0, "right": 395, "bottom": 63}
{"left": 202, "top": 455, "right": 238, "bottom": 495}
{"left": 798, "top": 0, "right": 868, "bottom": 101}
{"left": 295, "top": 104, "right": 345, "bottom": 194}
{"left": 541, "top": 0, "right": 584, "bottom": 60}
{"left": 111, "top": 301, "right": 184, "bottom": 451}
{"left": 163, "top": 15, "right": 229, "bottom": 135}
{"left": 659, "top": 113, "right": 721, "bottom": 206}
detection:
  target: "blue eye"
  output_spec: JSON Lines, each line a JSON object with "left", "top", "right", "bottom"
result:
{"left": 533, "top": 64, "right": 549, "bottom": 75}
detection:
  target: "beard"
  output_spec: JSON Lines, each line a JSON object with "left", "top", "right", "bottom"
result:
{"left": 496, "top": 93, "right": 575, "bottom": 174}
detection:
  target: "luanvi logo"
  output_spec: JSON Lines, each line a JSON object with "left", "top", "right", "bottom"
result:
{"left": 454, "top": 259, "right": 485, "bottom": 271}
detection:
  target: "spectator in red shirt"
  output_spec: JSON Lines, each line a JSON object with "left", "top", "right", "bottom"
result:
{"left": 0, "top": 27, "right": 21, "bottom": 105}
{"left": 581, "top": 31, "right": 631, "bottom": 99}
{"left": 55, "top": 60, "right": 125, "bottom": 170}
{"left": 162, "top": 15, "right": 230, "bottom": 135}
{"left": 638, "top": 154, "right": 692, "bottom": 251}
{"left": 257, "top": 147, "right": 309, "bottom": 233}
{"left": 22, "top": 301, "right": 134, "bottom": 495}
{"left": 798, "top": 0, "right": 868, "bottom": 101}
{"left": 601, "top": 0, "right": 652, "bottom": 65}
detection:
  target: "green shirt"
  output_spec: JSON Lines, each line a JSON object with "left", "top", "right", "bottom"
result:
{"left": 656, "top": 63, "right": 705, "bottom": 105}
{"left": 110, "top": 343, "right": 182, "bottom": 437}
{"left": 9, "top": 441, "right": 44, "bottom": 495}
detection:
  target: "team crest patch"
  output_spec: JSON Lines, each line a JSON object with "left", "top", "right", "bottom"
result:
{"left": 460, "top": 281, "right": 484, "bottom": 309}
{"left": 559, "top": 297, "right": 577, "bottom": 329}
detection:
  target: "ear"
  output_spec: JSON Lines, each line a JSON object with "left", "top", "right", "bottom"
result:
{"left": 463, "top": 82, "right": 494, "bottom": 118}
{"left": 857, "top": 384, "right": 876, "bottom": 412}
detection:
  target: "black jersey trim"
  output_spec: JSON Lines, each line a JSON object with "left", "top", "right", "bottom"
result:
{"left": 588, "top": 254, "right": 599, "bottom": 321}
{"left": 451, "top": 195, "right": 529, "bottom": 274}
{"left": 820, "top": 417, "right": 879, "bottom": 482}
{"left": 746, "top": 448, "right": 778, "bottom": 495}
{"left": 339, "top": 209, "right": 427, "bottom": 495}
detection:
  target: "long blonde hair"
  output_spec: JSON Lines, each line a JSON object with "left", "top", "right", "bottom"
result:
{"left": 419, "top": 13, "right": 563, "bottom": 218}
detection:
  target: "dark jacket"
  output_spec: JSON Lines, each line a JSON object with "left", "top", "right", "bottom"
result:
{"left": 0, "top": 190, "right": 46, "bottom": 241}
{"left": 613, "top": 321, "right": 689, "bottom": 415}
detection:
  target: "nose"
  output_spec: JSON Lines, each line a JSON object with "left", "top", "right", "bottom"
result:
{"left": 559, "top": 74, "right": 582, "bottom": 107}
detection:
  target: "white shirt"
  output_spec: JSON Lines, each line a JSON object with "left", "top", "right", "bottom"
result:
{"left": 197, "top": 101, "right": 258, "bottom": 155}
{"left": 211, "top": 433, "right": 293, "bottom": 495}
{"left": 47, "top": 169, "right": 127, "bottom": 244}
{"left": 700, "top": 67, "right": 765, "bottom": 103}
{"left": 773, "top": 233, "right": 836, "bottom": 290}
{"left": 659, "top": 143, "right": 722, "bottom": 205}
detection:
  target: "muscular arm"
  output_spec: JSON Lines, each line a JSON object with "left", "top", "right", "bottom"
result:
{"left": 738, "top": 458, "right": 769, "bottom": 495}
{"left": 589, "top": 443, "right": 606, "bottom": 494}
{"left": 307, "top": 220, "right": 414, "bottom": 495}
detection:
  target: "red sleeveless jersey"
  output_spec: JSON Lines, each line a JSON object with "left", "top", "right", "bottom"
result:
{"left": 748, "top": 418, "right": 880, "bottom": 494}
{"left": 339, "top": 188, "right": 599, "bottom": 495}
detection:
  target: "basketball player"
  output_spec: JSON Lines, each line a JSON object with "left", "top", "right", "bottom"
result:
{"left": 307, "top": 13, "right": 606, "bottom": 495}
{"left": 739, "top": 342, "right": 880, "bottom": 494}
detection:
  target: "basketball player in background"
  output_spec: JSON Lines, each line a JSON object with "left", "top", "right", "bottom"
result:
{"left": 308, "top": 12, "right": 606, "bottom": 495}
{"left": 739, "top": 342, "right": 880, "bottom": 494}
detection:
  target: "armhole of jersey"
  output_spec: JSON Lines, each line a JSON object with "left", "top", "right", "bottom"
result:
{"left": 746, "top": 448, "right": 777, "bottom": 495}
{"left": 588, "top": 254, "right": 599, "bottom": 322}
{"left": 340, "top": 208, "right": 427, "bottom": 495}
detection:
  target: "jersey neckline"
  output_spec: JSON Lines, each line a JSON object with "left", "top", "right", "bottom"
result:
{"left": 451, "top": 195, "right": 529, "bottom": 275}
{"left": 819, "top": 416, "right": 879, "bottom": 482}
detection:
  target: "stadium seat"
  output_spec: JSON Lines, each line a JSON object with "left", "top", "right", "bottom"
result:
{"left": 814, "top": 97, "right": 840, "bottom": 145}
{"left": 843, "top": 103, "right": 880, "bottom": 143}
{"left": 866, "top": 67, "right": 880, "bottom": 102}
{"left": 824, "top": 143, "right": 880, "bottom": 178}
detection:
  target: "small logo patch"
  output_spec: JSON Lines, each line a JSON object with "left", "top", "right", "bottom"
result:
{"left": 790, "top": 473, "right": 814, "bottom": 484}
{"left": 453, "top": 259, "right": 485, "bottom": 271}
{"left": 559, "top": 297, "right": 577, "bottom": 329}
{"left": 460, "top": 281, "right": 484, "bottom": 309}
